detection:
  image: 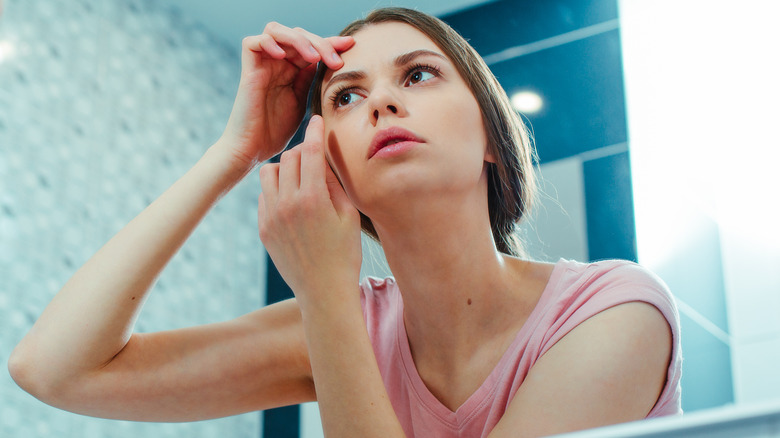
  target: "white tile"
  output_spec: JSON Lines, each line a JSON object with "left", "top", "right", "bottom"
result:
{"left": 518, "top": 157, "right": 588, "bottom": 262}
{"left": 1, "top": 0, "right": 255, "bottom": 436}
{"left": 301, "top": 402, "right": 325, "bottom": 438}
{"left": 733, "top": 336, "right": 780, "bottom": 405}
{"left": 721, "top": 227, "right": 780, "bottom": 341}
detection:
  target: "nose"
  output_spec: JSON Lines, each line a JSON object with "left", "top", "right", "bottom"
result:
{"left": 369, "top": 87, "right": 406, "bottom": 126}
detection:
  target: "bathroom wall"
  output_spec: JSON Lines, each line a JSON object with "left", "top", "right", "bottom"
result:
{"left": 0, "top": 0, "right": 264, "bottom": 436}
{"left": 621, "top": 0, "right": 780, "bottom": 410}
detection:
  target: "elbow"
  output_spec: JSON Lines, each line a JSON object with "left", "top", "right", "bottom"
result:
{"left": 8, "top": 342, "right": 42, "bottom": 397}
{"left": 8, "top": 342, "right": 65, "bottom": 403}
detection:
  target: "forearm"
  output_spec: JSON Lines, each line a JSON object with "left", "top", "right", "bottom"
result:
{"left": 10, "top": 142, "right": 251, "bottom": 393}
{"left": 299, "top": 289, "right": 405, "bottom": 438}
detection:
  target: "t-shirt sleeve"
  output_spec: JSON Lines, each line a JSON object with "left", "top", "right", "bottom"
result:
{"left": 540, "top": 260, "right": 683, "bottom": 417}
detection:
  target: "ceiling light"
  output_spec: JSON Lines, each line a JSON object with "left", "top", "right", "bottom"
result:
{"left": 510, "top": 90, "right": 543, "bottom": 114}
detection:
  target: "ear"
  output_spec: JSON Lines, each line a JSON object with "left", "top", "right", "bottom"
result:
{"left": 484, "top": 147, "right": 497, "bottom": 164}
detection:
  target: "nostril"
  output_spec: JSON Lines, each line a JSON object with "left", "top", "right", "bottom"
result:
{"left": 373, "top": 109, "right": 379, "bottom": 120}
{"left": 388, "top": 104, "right": 397, "bottom": 114}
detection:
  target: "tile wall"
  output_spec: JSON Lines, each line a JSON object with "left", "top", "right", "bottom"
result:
{"left": 0, "top": 0, "right": 264, "bottom": 436}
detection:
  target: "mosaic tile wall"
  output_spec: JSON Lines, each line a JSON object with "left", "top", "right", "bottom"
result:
{"left": 0, "top": 0, "right": 265, "bottom": 436}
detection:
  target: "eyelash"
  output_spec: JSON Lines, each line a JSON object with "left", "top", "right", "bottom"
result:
{"left": 404, "top": 63, "right": 442, "bottom": 85}
{"left": 328, "top": 62, "right": 443, "bottom": 109}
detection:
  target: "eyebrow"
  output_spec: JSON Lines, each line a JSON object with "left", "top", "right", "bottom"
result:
{"left": 323, "top": 49, "right": 448, "bottom": 94}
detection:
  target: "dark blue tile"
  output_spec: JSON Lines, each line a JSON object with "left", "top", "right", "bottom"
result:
{"left": 679, "top": 312, "right": 734, "bottom": 412}
{"left": 264, "top": 253, "right": 301, "bottom": 436}
{"left": 582, "top": 151, "right": 636, "bottom": 262}
{"left": 263, "top": 405, "right": 300, "bottom": 438}
{"left": 443, "top": 0, "right": 618, "bottom": 56}
{"left": 489, "top": 29, "right": 627, "bottom": 162}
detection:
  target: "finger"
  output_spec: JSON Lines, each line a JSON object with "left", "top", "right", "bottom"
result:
{"left": 240, "top": 34, "right": 289, "bottom": 77}
{"left": 242, "top": 34, "right": 285, "bottom": 57}
{"left": 277, "top": 147, "right": 302, "bottom": 198}
{"left": 294, "top": 30, "right": 353, "bottom": 70}
{"left": 326, "top": 36, "right": 356, "bottom": 54}
{"left": 300, "top": 116, "right": 326, "bottom": 194}
{"left": 255, "top": 33, "right": 287, "bottom": 58}
{"left": 258, "top": 163, "right": 280, "bottom": 211}
{"left": 262, "top": 23, "right": 322, "bottom": 65}
{"left": 257, "top": 194, "right": 268, "bottom": 235}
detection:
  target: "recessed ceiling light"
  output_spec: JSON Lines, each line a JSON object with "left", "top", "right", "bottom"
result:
{"left": 510, "top": 90, "right": 543, "bottom": 114}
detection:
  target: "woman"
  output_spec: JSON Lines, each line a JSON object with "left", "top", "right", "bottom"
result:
{"left": 9, "top": 8, "right": 681, "bottom": 437}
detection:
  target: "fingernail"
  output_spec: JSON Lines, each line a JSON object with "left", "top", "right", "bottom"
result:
{"left": 308, "top": 45, "right": 318, "bottom": 55}
{"left": 331, "top": 53, "right": 341, "bottom": 63}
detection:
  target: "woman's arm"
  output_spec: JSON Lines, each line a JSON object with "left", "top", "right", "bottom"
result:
{"left": 9, "top": 24, "right": 354, "bottom": 421}
{"left": 487, "top": 302, "right": 672, "bottom": 437}
{"left": 9, "top": 144, "right": 310, "bottom": 420}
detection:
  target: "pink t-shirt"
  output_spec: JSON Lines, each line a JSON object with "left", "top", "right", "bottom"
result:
{"left": 360, "top": 258, "right": 682, "bottom": 437}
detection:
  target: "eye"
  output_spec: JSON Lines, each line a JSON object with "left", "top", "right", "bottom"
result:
{"left": 330, "top": 87, "right": 365, "bottom": 109}
{"left": 404, "top": 64, "right": 441, "bottom": 86}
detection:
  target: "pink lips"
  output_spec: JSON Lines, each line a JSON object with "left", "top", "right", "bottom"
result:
{"left": 368, "top": 126, "right": 424, "bottom": 159}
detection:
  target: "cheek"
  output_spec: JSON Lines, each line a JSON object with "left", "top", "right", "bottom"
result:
{"left": 440, "top": 96, "right": 489, "bottom": 164}
{"left": 325, "top": 128, "right": 362, "bottom": 200}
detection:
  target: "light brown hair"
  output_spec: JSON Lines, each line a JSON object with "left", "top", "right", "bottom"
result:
{"left": 311, "top": 7, "right": 537, "bottom": 256}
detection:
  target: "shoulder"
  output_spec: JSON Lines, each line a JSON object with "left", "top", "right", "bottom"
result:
{"left": 495, "top": 299, "right": 674, "bottom": 435}
{"left": 537, "top": 258, "right": 679, "bottom": 344}
{"left": 561, "top": 258, "right": 669, "bottom": 290}
{"left": 539, "top": 259, "right": 683, "bottom": 416}
{"left": 490, "top": 261, "right": 679, "bottom": 435}
{"left": 548, "top": 258, "right": 676, "bottom": 315}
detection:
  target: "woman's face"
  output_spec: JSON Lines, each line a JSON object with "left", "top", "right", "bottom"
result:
{"left": 320, "top": 22, "right": 491, "bottom": 218}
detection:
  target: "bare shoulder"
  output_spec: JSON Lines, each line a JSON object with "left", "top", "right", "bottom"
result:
{"left": 489, "top": 300, "right": 671, "bottom": 437}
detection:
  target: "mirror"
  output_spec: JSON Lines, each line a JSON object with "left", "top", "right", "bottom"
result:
{"left": 2, "top": 0, "right": 777, "bottom": 437}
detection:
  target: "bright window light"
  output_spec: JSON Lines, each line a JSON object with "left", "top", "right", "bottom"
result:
{"left": 510, "top": 90, "right": 543, "bottom": 114}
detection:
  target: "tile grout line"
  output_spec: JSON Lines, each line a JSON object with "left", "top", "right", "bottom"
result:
{"left": 540, "top": 142, "right": 629, "bottom": 167}
{"left": 676, "top": 296, "right": 732, "bottom": 346}
{"left": 576, "top": 142, "right": 628, "bottom": 162}
{"left": 483, "top": 18, "right": 620, "bottom": 66}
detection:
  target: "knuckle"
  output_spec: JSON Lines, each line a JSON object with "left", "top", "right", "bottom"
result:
{"left": 258, "top": 163, "right": 276, "bottom": 179}
{"left": 264, "top": 21, "right": 280, "bottom": 32}
{"left": 279, "top": 150, "right": 293, "bottom": 163}
{"left": 299, "top": 191, "right": 320, "bottom": 208}
{"left": 275, "top": 200, "right": 295, "bottom": 220}
{"left": 258, "top": 222, "right": 271, "bottom": 240}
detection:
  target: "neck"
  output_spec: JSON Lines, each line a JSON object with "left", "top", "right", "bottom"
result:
{"left": 369, "top": 188, "right": 533, "bottom": 367}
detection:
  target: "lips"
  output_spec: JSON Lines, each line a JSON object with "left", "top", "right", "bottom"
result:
{"left": 368, "top": 126, "right": 424, "bottom": 159}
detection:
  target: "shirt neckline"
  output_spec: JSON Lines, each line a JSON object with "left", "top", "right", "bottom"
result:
{"left": 393, "top": 258, "right": 569, "bottom": 427}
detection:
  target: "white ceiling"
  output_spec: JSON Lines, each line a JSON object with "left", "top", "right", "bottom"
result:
{"left": 158, "top": 0, "right": 494, "bottom": 48}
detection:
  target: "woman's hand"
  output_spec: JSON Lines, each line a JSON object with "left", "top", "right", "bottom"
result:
{"left": 219, "top": 24, "right": 354, "bottom": 170}
{"left": 257, "top": 115, "right": 362, "bottom": 309}
{"left": 258, "top": 117, "right": 405, "bottom": 437}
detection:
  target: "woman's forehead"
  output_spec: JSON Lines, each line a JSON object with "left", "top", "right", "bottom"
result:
{"left": 327, "top": 22, "right": 445, "bottom": 76}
